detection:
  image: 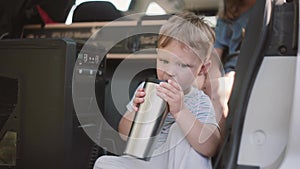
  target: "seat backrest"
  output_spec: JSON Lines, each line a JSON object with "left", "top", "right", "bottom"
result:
{"left": 73, "top": 1, "right": 123, "bottom": 22}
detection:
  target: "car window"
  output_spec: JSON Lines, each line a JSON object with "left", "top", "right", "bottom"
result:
{"left": 146, "top": 2, "right": 167, "bottom": 15}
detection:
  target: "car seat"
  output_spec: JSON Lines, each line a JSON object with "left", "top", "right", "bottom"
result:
{"left": 72, "top": 1, "right": 123, "bottom": 22}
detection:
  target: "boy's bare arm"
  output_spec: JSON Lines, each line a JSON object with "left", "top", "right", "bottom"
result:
{"left": 157, "top": 80, "right": 221, "bottom": 157}
{"left": 118, "top": 110, "right": 135, "bottom": 141}
{"left": 175, "top": 108, "right": 221, "bottom": 157}
{"left": 118, "top": 88, "right": 145, "bottom": 141}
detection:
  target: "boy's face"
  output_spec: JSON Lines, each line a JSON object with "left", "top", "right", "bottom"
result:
{"left": 156, "top": 40, "right": 203, "bottom": 93}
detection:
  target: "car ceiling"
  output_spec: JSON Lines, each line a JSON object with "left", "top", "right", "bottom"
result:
{"left": 0, "top": 0, "right": 220, "bottom": 38}
{"left": 1, "top": 0, "right": 75, "bottom": 24}
{"left": 130, "top": 0, "right": 220, "bottom": 14}
{"left": 0, "top": 0, "right": 75, "bottom": 37}
{"left": 1, "top": 0, "right": 219, "bottom": 23}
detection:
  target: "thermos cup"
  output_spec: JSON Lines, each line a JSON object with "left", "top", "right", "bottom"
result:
{"left": 123, "top": 78, "right": 168, "bottom": 160}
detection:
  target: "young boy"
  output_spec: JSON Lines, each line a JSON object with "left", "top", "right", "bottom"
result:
{"left": 93, "top": 12, "right": 221, "bottom": 169}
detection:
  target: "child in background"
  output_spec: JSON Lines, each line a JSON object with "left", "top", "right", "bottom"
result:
{"left": 214, "top": 0, "right": 256, "bottom": 99}
{"left": 93, "top": 12, "right": 221, "bottom": 169}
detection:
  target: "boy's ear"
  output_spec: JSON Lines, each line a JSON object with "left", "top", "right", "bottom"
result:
{"left": 198, "top": 60, "right": 211, "bottom": 76}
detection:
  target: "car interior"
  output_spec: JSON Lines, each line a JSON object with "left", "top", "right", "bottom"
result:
{"left": 0, "top": 0, "right": 299, "bottom": 169}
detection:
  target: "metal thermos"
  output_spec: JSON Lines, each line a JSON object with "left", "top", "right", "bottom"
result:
{"left": 124, "top": 78, "right": 168, "bottom": 160}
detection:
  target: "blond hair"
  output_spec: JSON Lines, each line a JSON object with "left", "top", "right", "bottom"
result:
{"left": 158, "top": 12, "right": 215, "bottom": 62}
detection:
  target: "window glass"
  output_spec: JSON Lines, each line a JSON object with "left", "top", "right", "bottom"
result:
{"left": 146, "top": 2, "right": 166, "bottom": 15}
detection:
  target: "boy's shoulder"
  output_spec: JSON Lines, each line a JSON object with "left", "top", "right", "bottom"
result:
{"left": 186, "top": 86, "right": 210, "bottom": 101}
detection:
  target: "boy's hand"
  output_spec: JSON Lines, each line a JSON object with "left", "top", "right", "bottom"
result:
{"left": 156, "top": 80, "right": 185, "bottom": 118}
{"left": 132, "top": 88, "right": 145, "bottom": 112}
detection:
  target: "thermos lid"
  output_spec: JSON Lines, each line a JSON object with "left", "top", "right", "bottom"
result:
{"left": 144, "top": 77, "right": 166, "bottom": 85}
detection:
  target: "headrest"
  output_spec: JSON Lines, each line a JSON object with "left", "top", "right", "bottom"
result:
{"left": 73, "top": 1, "right": 123, "bottom": 22}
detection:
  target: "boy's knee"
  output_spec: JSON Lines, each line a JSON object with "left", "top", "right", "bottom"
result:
{"left": 167, "top": 123, "right": 187, "bottom": 145}
{"left": 93, "top": 155, "right": 136, "bottom": 169}
{"left": 169, "top": 122, "right": 179, "bottom": 131}
{"left": 93, "top": 156, "right": 104, "bottom": 169}
{"left": 93, "top": 156, "right": 116, "bottom": 169}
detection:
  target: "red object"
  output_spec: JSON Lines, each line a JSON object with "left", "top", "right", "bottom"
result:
{"left": 36, "top": 5, "right": 56, "bottom": 24}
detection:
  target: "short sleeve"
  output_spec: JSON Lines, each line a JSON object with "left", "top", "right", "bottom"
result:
{"left": 184, "top": 89, "right": 219, "bottom": 128}
{"left": 197, "top": 92, "right": 219, "bottom": 127}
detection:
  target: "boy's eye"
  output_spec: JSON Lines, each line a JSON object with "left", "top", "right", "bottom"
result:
{"left": 178, "top": 63, "right": 191, "bottom": 68}
{"left": 159, "top": 59, "right": 169, "bottom": 64}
